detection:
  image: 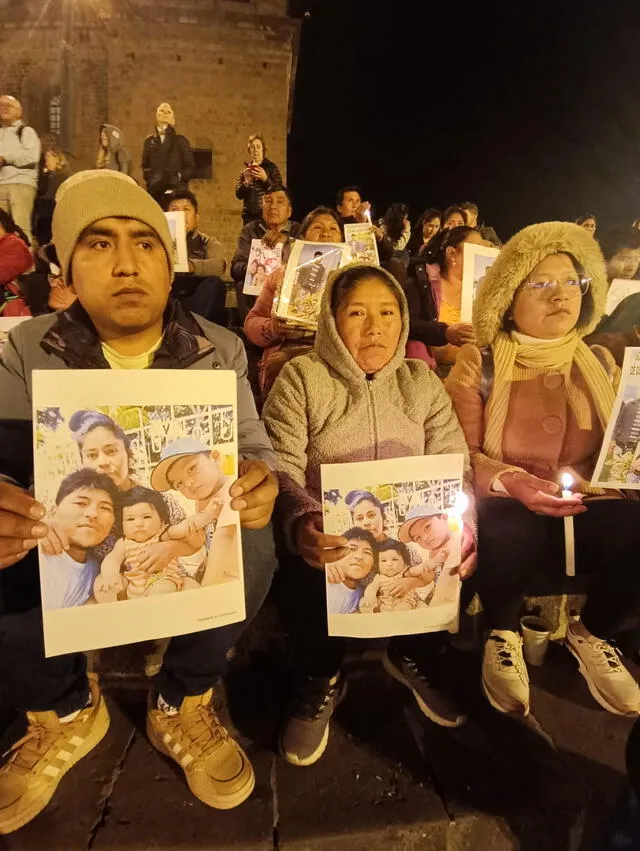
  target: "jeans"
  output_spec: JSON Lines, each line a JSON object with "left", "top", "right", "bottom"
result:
{"left": 476, "top": 497, "right": 640, "bottom": 635}
{"left": 0, "top": 524, "right": 276, "bottom": 714}
{"left": 0, "top": 183, "right": 36, "bottom": 247}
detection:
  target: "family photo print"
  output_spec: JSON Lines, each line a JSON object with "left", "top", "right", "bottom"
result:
{"left": 321, "top": 454, "right": 465, "bottom": 639}
{"left": 33, "top": 369, "right": 244, "bottom": 657}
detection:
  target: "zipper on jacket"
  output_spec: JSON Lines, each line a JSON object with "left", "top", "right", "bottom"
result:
{"left": 367, "top": 378, "right": 380, "bottom": 460}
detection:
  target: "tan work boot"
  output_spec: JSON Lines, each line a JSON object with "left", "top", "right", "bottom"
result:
{"left": 147, "top": 687, "right": 254, "bottom": 810}
{"left": 0, "top": 674, "right": 110, "bottom": 834}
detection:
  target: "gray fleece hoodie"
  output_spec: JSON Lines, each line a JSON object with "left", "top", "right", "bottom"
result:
{"left": 262, "top": 264, "right": 473, "bottom": 545}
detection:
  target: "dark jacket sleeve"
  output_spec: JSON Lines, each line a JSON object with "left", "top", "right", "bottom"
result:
{"left": 235, "top": 172, "right": 250, "bottom": 200}
{"left": 179, "top": 135, "right": 195, "bottom": 184}
{"left": 141, "top": 137, "right": 152, "bottom": 184}
{"left": 231, "top": 226, "right": 253, "bottom": 283}
{"left": 0, "top": 326, "right": 35, "bottom": 489}
{"left": 265, "top": 160, "right": 282, "bottom": 189}
{"left": 376, "top": 233, "right": 394, "bottom": 261}
{"left": 403, "top": 265, "right": 449, "bottom": 347}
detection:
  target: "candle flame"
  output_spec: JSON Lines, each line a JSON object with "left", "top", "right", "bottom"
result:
{"left": 449, "top": 491, "right": 469, "bottom": 517}
{"left": 560, "top": 472, "right": 573, "bottom": 490}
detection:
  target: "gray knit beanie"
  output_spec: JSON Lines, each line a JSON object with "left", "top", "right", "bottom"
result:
{"left": 52, "top": 169, "right": 174, "bottom": 285}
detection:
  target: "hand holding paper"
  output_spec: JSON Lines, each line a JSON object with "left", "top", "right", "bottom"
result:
{"left": 295, "top": 512, "right": 348, "bottom": 569}
{"left": 230, "top": 459, "right": 279, "bottom": 529}
{"left": 0, "top": 482, "right": 47, "bottom": 570}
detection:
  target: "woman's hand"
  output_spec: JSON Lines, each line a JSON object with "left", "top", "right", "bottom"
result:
{"left": 251, "top": 166, "right": 268, "bottom": 183}
{"left": 242, "top": 167, "right": 253, "bottom": 186}
{"left": 40, "top": 519, "right": 70, "bottom": 556}
{"left": 500, "top": 471, "right": 586, "bottom": 517}
{"left": 454, "top": 524, "right": 477, "bottom": 579}
{"left": 262, "top": 230, "right": 289, "bottom": 250}
{"left": 230, "top": 459, "right": 279, "bottom": 529}
{"left": 295, "top": 512, "right": 348, "bottom": 569}
{"left": 137, "top": 541, "right": 178, "bottom": 575}
{"left": 445, "top": 323, "right": 476, "bottom": 347}
{"left": 0, "top": 482, "right": 48, "bottom": 570}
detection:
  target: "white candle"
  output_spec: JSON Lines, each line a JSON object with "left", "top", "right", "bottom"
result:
{"left": 560, "top": 473, "right": 576, "bottom": 577}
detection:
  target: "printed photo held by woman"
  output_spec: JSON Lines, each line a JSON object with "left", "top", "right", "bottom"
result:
{"left": 446, "top": 221, "right": 640, "bottom": 720}
{"left": 244, "top": 206, "right": 344, "bottom": 401}
{"left": 263, "top": 263, "right": 476, "bottom": 768}
{"left": 235, "top": 134, "right": 283, "bottom": 225}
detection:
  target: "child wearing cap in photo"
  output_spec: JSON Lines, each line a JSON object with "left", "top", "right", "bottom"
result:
{"left": 359, "top": 539, "right": 429, "bottom": 614}
{"left": 151, "top": 437, "right": 239, "bottom": 584}
{"left": 95, "top": 486, "right": 205, "bottom": 602}
{"left": 398, "top": 505, "right": 453, "bottom": 603}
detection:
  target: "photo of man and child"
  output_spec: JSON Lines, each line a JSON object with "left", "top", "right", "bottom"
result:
{"left": 321, "top": 455, "right": 465, "bottom": 639}
{"left": 34, "top": 370, "right": 244, "bottom": 656}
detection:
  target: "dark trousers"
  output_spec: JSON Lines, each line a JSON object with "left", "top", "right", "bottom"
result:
{"left": 477, "top": 498, "right": 640, "bottom": 635}
{"left": 277, "top": 551, "right": 448, "bottom": 678}
{"left": 0, "top": 525, "right": 276, "bottom": 715}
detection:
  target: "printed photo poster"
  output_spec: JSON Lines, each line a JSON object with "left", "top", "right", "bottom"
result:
{"left": 243, "top": 239, "right": 284, "bottom": 296}
{"left": 275, "top": 240, "right": 350, "bottom": 329}
{"left": 0, "top": 316, "right": 29, "bottom": 356}
{"left": 321, "top": 454, "right": 465, "bottom": 639}
{"left": 344, "top": 223, "right": 380, "bottom": 266}
{"left": 605, "top": 279, "right": 640, "bottom": 317}
{"left": 460, "top": 243, "right": 500, "bottom": 322}
{"left": 164, "top": 211, "right": 190, "bottom": 273}
{"left": 592, "top": 347, "right": 640, "bottom": 488}
{"left": 32, "top": 369, "right": 244, "bottom": 657}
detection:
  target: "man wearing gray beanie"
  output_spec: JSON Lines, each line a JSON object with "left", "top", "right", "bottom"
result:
{"left": 0, "top": 170, "right": 278, "bottom": 831}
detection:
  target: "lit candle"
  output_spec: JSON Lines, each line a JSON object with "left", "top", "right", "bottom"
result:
{"left": 364, "top": 208, "right": 372, "bottom": 223}
{"left": 446, "top": 491, "right": 469, "bottom": 534}
{"left": 560, "top": 472, "right": 576, "bottom": 577}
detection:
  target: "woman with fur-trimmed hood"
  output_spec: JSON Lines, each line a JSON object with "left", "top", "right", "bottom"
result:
{"left": 264, "top": 263, "right": 476, "bottom": 767}
{"left": 447, "top": 221, "right": 640, "bottom": 720}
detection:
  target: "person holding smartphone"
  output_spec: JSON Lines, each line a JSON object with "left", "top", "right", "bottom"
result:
{"left": 235, "top": 134, "right": 283, "bottom": 226}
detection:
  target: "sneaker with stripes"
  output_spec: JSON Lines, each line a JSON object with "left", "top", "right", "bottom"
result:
{"left": 146, "top": 686, "right": 254, "bottom": 810}
{"left": 0, "top": 674, "right": 110, "bottom": 835}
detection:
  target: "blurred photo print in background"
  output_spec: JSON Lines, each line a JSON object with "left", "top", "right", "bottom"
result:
{"left": 593, "top": 347, "right": 640, "bottom": 488}
{"left": 33, "top": 369, "right": 244, "bottom": 657}
{"left": 321, "top": 454, "right": 465, "bottom": 639}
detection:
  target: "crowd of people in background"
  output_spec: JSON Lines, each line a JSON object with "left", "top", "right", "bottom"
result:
{"left": 4, "top": 93, "right": 640, "bottom": 846}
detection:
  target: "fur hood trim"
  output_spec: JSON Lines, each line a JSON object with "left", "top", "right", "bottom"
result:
{"left": 473, "top": 221, "right": 607, "bottom": 347}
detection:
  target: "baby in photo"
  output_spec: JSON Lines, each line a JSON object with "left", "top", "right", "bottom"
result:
{"left": 151, "top": 437, "right": 238, "bottom": 584}
{"left": 359, "top": 539, "right": 428, "bottom": 613}
{"left": 95, "top": 486, "right": 203, "bottom": 601}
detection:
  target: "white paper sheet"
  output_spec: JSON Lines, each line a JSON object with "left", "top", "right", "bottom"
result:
{"left": 321, "top": 454, "right": 464, "bottom": 638}
{"left": 33, "top": 369, "right": 245, "bottom": 656}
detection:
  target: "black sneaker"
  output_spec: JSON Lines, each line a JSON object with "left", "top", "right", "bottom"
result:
{"left": 280, "top": 674, "right": 347, "bottom": 766}
{"left": 382, "top": 645, "right": 467, "bottom": 728}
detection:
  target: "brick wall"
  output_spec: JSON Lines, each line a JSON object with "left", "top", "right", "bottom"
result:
{"left": 0, "top": 0, "right": 299, "bottom": 267}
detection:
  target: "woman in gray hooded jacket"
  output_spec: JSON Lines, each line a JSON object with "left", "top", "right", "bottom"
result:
{"left": 263, "top": 263, "right": 476, "bottom": 767}
{"left": 96, "top": 124, "right": 131, "bottom": 176}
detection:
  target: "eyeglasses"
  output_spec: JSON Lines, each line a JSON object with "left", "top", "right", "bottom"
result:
{"left": 520, "top": 277, "right": 591, "bottom": 301}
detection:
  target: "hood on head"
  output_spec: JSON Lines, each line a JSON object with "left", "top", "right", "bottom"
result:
{"left": 314, "top": 262, "right": 410, "bottom": 383}
{"left": 473, "top": 221, "right": 608, "bottom": 347}
{"left": 101, "top": 124, "right": 124, "bottom": 152}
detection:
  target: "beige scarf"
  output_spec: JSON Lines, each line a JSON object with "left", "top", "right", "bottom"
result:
{"left": 484, "top": 330, "right": 615, "bottom": 461}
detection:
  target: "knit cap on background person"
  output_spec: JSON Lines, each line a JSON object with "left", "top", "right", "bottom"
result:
{"left": 52, "top": 169, "right": 174, "bottom": 285}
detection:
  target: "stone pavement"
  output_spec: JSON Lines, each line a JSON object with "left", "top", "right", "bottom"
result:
{"left": 0, "top": 638, "right": 634, "bottom": 851}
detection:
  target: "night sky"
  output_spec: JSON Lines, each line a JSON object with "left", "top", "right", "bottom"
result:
{"left": 288, "top": 1, "right": 640, "bottom": 251}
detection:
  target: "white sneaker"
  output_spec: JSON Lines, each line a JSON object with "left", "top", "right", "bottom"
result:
{"left": 564, "top": 621, "right": 640, "bottom": 717}
{"left": 482, "top": 630, "right": 530, "bottom": 716}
